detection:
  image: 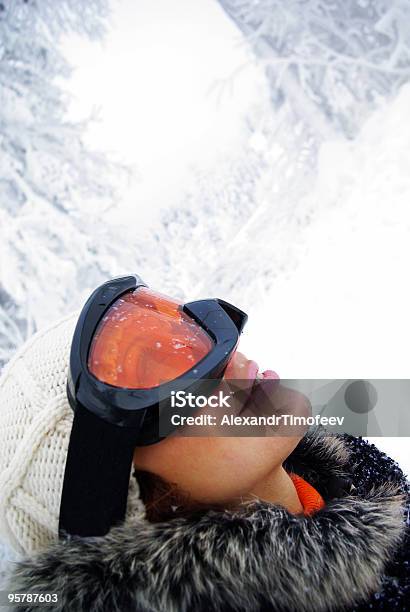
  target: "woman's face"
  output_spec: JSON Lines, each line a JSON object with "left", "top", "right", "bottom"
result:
{"left": 133, "top": 351, "right": 311, "bottom": 504}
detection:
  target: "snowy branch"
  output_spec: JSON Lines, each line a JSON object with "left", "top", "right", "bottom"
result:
{"left": 0, "top": 0, "right": 130, "bottom": 368}
{"left": 218, "top": 0, "right": 410, "bottom": 137}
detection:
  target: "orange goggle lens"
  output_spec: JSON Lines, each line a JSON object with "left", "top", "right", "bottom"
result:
{"left": 88, "top": 287, "right": 213, "bottom": 389}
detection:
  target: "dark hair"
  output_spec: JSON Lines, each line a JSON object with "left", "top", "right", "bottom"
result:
{"left": 134, "top": 469, "right": 226, "bottom": 522}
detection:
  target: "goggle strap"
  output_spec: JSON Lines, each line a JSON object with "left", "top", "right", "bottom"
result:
{"left": 59, "top": 405, "right": 139, "bottom": 538}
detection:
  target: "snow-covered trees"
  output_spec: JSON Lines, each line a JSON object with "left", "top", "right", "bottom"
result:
{"left": 0, "top": 0, "right": 128, "bottom": 368}
{"left": 3, "top": 0, "right": 410, "bottom": 373}
{"left": 219, "top": 0, "right": 410, "bottom": 137}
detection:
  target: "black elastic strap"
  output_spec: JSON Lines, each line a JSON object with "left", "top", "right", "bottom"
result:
{"left": 59, "top": 405, "right": 140, "bottom": 538}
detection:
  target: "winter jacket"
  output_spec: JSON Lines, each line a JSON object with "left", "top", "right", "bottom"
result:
{"left": 8, "top": 428, "right": 410, "bottom": 612}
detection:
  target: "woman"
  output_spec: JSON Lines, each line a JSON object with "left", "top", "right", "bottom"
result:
{"left": 0, "top": 312, "right": 409, "bottom": 611}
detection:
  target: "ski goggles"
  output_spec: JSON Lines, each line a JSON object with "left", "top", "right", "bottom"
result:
{"left": 60, "top": 274, "right": 247, "bottom": 538}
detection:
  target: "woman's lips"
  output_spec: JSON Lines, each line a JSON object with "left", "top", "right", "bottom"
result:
{"left": 243, "top": 360, "right": 280, "bottom": 384}
{"left": 238, "top": 368, "right": 281, "bottom": 418}
{"left": 252, "top": 369, "right": 280, "bottom": 389}
{"left": 223, "top": 353, "right": 280, "bottom": 414}
{"left": 261, "top": 369, "right": 280, "bottom": 380}
{"left": 245, "top": 369, "right": 280, "bottom": 411}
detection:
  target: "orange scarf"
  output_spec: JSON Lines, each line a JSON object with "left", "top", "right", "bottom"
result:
{"left": 289, "top": 473, "right": 325, "bottom": 516}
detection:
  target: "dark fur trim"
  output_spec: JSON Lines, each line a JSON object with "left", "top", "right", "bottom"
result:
{"left": 284, "top": 426, "right": 352, "bottom": 498}
{"left": 9, "top": 430, "right": 408, "bottom": 612}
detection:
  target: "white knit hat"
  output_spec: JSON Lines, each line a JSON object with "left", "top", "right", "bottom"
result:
{"left": 0, "top": 312, "right": 144, "bottom": 556}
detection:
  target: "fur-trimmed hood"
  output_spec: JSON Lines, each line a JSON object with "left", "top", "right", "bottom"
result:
{"left": 9, "top": 430, "right": 410, "bottom": 612}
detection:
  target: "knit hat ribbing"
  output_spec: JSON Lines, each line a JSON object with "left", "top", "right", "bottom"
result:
{"left": 0, "top": 312, "right": 144, "bottom": 555}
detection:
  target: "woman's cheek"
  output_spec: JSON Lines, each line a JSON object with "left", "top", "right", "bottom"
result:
{"left": 185, "top": 438, "right": 281, "bottom": 501}
{"left": 150, "top": 438, "right": 258, "bottom": 502}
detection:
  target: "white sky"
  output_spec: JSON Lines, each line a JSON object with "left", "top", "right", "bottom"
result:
{"left": 60, "top": 0, "right": 264, "bottom": 227}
